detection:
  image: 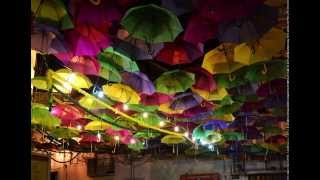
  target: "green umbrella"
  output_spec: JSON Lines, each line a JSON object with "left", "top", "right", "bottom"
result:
{"left": 98, "top": 47, "right": 139, "bottom": 73}
{"left": 155, "top": 70, "right": 195, "bottom": 94}
{"left": 128, "top": 141, "right": 145, "bottom": 152}
{"left": 32, "top": 76, "right": 49, "bottom": 91}
{"left": 78, "top": 96, "right": 106, "bottom": 110}
{"left": 213, "top": 102, "right": 243, "bottom": 116}
{"left": 135, "top": 112, "right": 164, "bottom": 126}
{"left": 99, "top": 60, "right": 122, "bottom": 82}
{"left": 244, "top": 59, "right": 287, "bottom": 83}
{"left": 31, "top": 106, "right": 61, "bottom": 129}
{"left": 222, "top": 132, "right": 245, "bottom": 141}
{"left": 161, "top": 135, "right": 186, "bottom": 144}
{"left": 50, "top": 127, "right": 80, "bottom": 139}
{"left": 31, "top": 0, "right": 74, "bottom": 30}
{"left": 192, "top": 125, "right": 205, "bottom": 140}
{"left": 127, "top": 104, "right": 158, "bottom": 113}
{"left": 120, "top": 4, "right": 183, "bottom": 43}
{"left": 203, "top": 131, "right": 223, "bottom": 144}
{"left": 134, "top": 131, "right": 161, "bottom": 139}
{"left": 214, "top": 66, "right": 249, "bottom": 88}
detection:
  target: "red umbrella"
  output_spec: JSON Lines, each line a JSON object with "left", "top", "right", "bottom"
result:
{"left": 266, "top": 135, "right": 287, "bottom": 145}
{"left": 193, "top": 0, "right": 264, "bottom": 23}
{"left": 51, "top": 104, "right": 86, "bottom": 124}
{"left": 65, "top": 24, "right": 111, "bottom": 56}
{"left": 140, "top": 93, "right": 174, "bottom": 106}
{"left": 256, "top": 79, "right": 287, "bottom": 97}
{"left": 66, "top": 56, "right": 101, "bottom": 76}
{"left": 155, "top": 38, "right": 203, "bottom": 65}
{"left": 79, "top": 133, "right": 102, "bottom": 144}
{"left": 61, "top": 118, "right": 91, "bottom": 128}
{"left": 186, "top": 67, "right": 217, "bottom": 91}
{"left": 183, "top": 14, "right": 218, "bottom": 44}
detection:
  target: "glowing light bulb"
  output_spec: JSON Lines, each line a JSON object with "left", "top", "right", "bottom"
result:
{"left": 67, "top": 73, "right": 76, "bottom": 82}
{"left": 123, "top": 104, "right": 129, "bottom": 111}
{"left": 76, "top": 125, "right": 82, "bottom": 130}
{"left": 97, "top": 133, "right": 101, "bottom": 142}
{"left": 184, "top": 132, "right": 189, "bottom": 137}
{"left": 208, "top": 144, "right": 213, "bottom": 149}
{"left": 159, "top": 121, "right": 165, "bottom": 127}
{"left": 192, "top": 137, "right": 196, "bottom": 142}
{"left": 174, "top": 126, "right": 180, "bottom": 132}
{"left": 142, "top": 112, "right": 149, "bottom": 118}
{"left": 63, "top": 83, "right": 72, "bottom": 92}
{"left": 114, "top": 135, "right": 120, "bottom": 141}
{"left": 97, "top": 91, "right": 104, "bottom": 98}
{"left": 130, "top": 139, "right": 136, "bottom": 144}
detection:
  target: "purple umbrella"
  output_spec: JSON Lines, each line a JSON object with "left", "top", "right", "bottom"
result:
{"left": 121, "top": 72, "right": 155, "bottom": 95}
{"left": 228, "top": 83, "right": 260, "bottom": 96}
{"left": 261, "top": 95, "right": 287, "bottom": 108}
{"left": 161, "top": 0, "right": 193, "bottom": 16}
{"left": 217, "top": 4, "right": 278, "bottom": 43}
{"left": 236, "top": 126, "right": 262, "bottom": 139}
{"left": 256, "top": 78, "right": 287, "bottom": 97}
{"left": 203, "top": 120, "right": 228, "bottom": 130}
{"left": 170, "top": 92, "right": 203, "bottom": 111}
{"left": 140, "top": 93, "right": 173, "bottom": 106}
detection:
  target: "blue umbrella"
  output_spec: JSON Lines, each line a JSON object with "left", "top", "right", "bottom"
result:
{"left": 203, "top": 120, "right": 228, "bottom": 130}
{"left": 170, "top": 92, "right": 203, "bottom": 111}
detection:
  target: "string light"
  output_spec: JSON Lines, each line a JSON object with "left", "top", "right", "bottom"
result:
{"left": 159, "top": 121, "right": 165, "bottom": 127}
{"left": 97, "top": 91, "right": 104, "bottom": 98}
{"left": 130, "top": 139, "right": 136, "bottom": 144}
{"left": 97, "top": 133, "right": 101, "bottom": 142}
{"left": 123, "top": 104, "right": 129, "bottom": 111}
{"left": 114, "top": 135, "right": 120, "bottom": 141}
{"left": 142, "top": 112, "right": 149, "bottom": 118}
{"left": 67, "top": 73, "right": 76, "bottom": 82}
{"left": 174, "top": 126, "right": 180, "bottom": 132}
{"left": 184, "top": 132, "right": 189, "bottom": 137}
{"left": 76, "top": 125, "right": 82, "bottom": 130}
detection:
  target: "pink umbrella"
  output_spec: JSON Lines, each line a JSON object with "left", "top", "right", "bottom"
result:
{"left": 140, "top": 93, "right": 174, "bottom": 106}
{"left": 79, "top": 133, "right": 102, "bottom": 144}
{"left": 51, "top": 104, "right": 86, "bottom": 123}
{"left": 65, "top": 56, "right": 101, "bottom": 76}
{"left": 186, "top": 67, "right": 217, "bottom": 91}
{"left": 65, "top": 24, "right": 111, "bottom": 56}
{"left": 121, "top": 72, "right": 155, "bottom": 95}
{"left": 61, "top": 118, "right": 91, "bottom": 128}
{"left": 183, "top": 14, "right": 218, "bottom": 44}
{"left": 105, "top": 128, "right": 134, "bottom": 144}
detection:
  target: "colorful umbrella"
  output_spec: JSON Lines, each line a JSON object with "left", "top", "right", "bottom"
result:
{"left": 234, "top": 28, "right": 286, "bottom": 65}
{"left": 155, "top": 70, "right": 195, "bottom": 94}
{"left": 202, "top": 43, "right": 245, "bottom": 75}
{"left": 63, "top": 118, "right": 91, "bottom": 128}
{"left": 158, "top": 103, "right": 184, "bottom": 114}
{"left": 78, "top": 96, "right": 106, "bottom": 110}
{"left": 64, "top": 56, "right": 100, "bottom": 76}
{"left": 84, "top": 120, "right": 112, "bottom": 131}
{"left": 120, "top": 4, "right": 183, "bottom": 43}
{"left": 121, "top": 72, "right": 155, "bottom": 95}
{"left": 183, "top": 14, "right": 218, "bottom": 44}
{"left": 102, "top": 83, "right": 141, "bottom": 104}
{"left": 105, "top": 128, "right": 133, "bottom": 144}
{"left": 191, "top": 86, "right": 228, "bottom": 101}
{"left": 222, "top": 132, "right": 245, "bottom": 141}
{"left": 31, "top": 106, "right": 61, "bottom": 129}
{"left": 186, "top": 67, "right": 217, "bottom": 92}
{"left": 98, "top": 47, "right": 140, "bottom": 72}
{"left": 262, "top": 126, "right": 282, "bottom": 135}
{"left": 99, "top": 60, "right": 122, "bottom": 82}
{"left": 161, "top": 0, "right": 193, "bottom": 16}
{"left": 135, "top": 113, "right": 164, "bottom": 126}
{"left": 261, "top": 95, "right": 286, "bottom": 108}
{"left": 79, "top": 133, "right": 101, "bottom": 144}
{"left": 128, "top": 141, "right": 145, "bottom": 152}
{"left": 134, "top": 132, "right": 161, "bottom": 139}
{"left": 161, "top": 135, "right": 186, "bottom": 144}
{"left": 192, "top": 125, "right": 205, "bottom": 140}
{"left": 266, "top": 135, "right": 287, "bottom": 144}
{"left": 124, "top": 104, "right": 158, "bottom": 113}
{"left": 213, "top": 102, "right": 243, "bottom": 116}
{"left": 259, "top": 143, "right": 280, "bottom": 152}
{"left": 228, "top": 82, "right": 260, "bottom": 97}
{"left": 210, "top": 114, "right": 235, "bottom": 122}
{"left": 217, "top": 4, "right": 278, "bottom": 43}
{"left": 203, "top": 131, "right": 223, "bottom": 143}
{"left": 213, "top": 66, "right": 249, "bottom": 88}
{"left": 170, "top": 92, "right": 203, "bottom": 111}
{"left": 155, "top": 38, "right": 203, "bottom": 65}
{"left": 182, "top": 101, "right": 214, "bottom": 118}
{"left": 32, "top": 76, "right": 50, "bottom": 91}
{"left": 51, "top": 104, "right": 85, "bottom": 124}
{"left": 256, "top": 78, "right": 287, "bottom": 97}
{"left": 50, "top": 128, "right": 80, "bottom": 139}
{"left": 140, "top": 93, "right": 173, "bottom": 106}
{"left": 236, "top": 126, "right": 262, "bottom": 139}
{"left": 31, "top": 0, "right": 74, "bottom": 30}
{"left": 65, "top": 24, "right": 110, "bottom": 56}
{"left": 203, "top": 120, "right": 228, "bottom": 130}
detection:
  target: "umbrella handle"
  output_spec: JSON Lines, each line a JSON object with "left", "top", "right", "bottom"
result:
{"left": 229, "top": 74, "right": 236, "bottom": 81}
{"left": 261, "top": 64, "right": 268, "bottom": 75}
{"left": 89, "top": 0, "right": 101, "bottom": 5}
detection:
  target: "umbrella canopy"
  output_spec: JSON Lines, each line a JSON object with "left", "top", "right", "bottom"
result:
{"left": 31, "top": 0, "right": 74, "bottom": 30}
{"left": 121, "top": 72, "right": 155, "bottom": 95}
{"left": 234, "top": 28, "right": 286, "bottom": 65}
{"left": 203, "top": 131, "right": 223, "bottom": 144}
{"left": 32, "top": 76, "right": 50, "bottom": 91}
{"left": 236, "top": 126, "right": 262, "bottom": 139}
{"left": 186, "top": 67, "right": 217, "bottom": 92}
{"left": 79, "top": 133, "right": 101, "bottom": 144}
{"left": 262, "top": 126, "right": 282, "bottom": 135}
{"left": 222, "top": 132, "right": 245, "bottom": 141}
{"left": 210, "top": 114, "right": 235, "bottom": 122}
{"left": 155, "top": 39, "right": 203, "bottom": 65}
{"left": 191, "top": 86, "right": 228, "bottom": 101}
{"left": 161, "top": 0, "right": 193, "bottom": 16}
{"left": 181, "top": 101, "right": 214, "bottom": 118}
{"left": 65, "top": 24, "right": 110, "bottom": 56}
{"left": 266, "top": 135, "right": 287, "bottom": 144}
{"left": 256, "top": 78, "right": 287, "bottom": 97}
{"left": 105, "top": 129, "right": 133, "bottom": 144}
{"left": 84, "top": 120, "right": 112, "bottom": 131}
{"left": 202, "top": 43, "right": 245, "bottom": 75}
{"left": 161, "top": 135, "right": 186, "bottom": 144}
{"left": 135, "top": 112, "right": 164, "bottom": 126}
{"left": 203, "top": 120, "right": 229, "bottom": 130}
{"left": 50, "top": 128, "right": 80, "bottom": 139}
{"left": 140, "top": 93, "right": 174, "bottom": 106}
{"left": 158, "top": 103, "right": 184, "bottom": 114}
{"left": 63, "top": 118, "right": 91, "bottom": 128}
{"left": 31, "top": 106, "right": 61, "bottom": 129}
{"left": 155, "top": 70, "right": 195, "bottom": 94}
{"left": 98, "top": 47, "right": 140, "bottom": 72}
{"left": 170, "top": 92, "right": 203, "bottom": 111}
{"left": 78, "top": 96, "right": 106, "bottom": 110}
{"left": 183, "top": 15, "right": 218, "bottom": 44}
{"left": 192, "top": 125, "right": 205, "bottom": 140}
{"left": 228, "top": 82, "right": 260, "bottom": 97}
{"left": 102, "top": 83, "right": 141, "bottom": 104}
{"left": 99, "top": 60, "right": 122, "bottom": 83}
{"left": 65, "top": 56, "right": 100, "bottom": 76}
{"left": 120, "top": 4, "right": 183, "bottom": 43}
{"left": 261, "top": 95, "right": 286, "bottom": 108}
{"left": 217, "top": 4, "right": 278, "bottom": 43}
{"left": 51, "top": 104, "right": 86, "bottom": 124}
{"left": 213, "top": 102, "right": 243, "bottom": 116}
{"left": 134, "top": 132, "right": 161, "bottom": 139}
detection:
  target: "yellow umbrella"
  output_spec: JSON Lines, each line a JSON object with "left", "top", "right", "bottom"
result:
{"left": 259, "top": 142, "right": 280, "bottom": 152}
{"left": 161, "top": 135, "right": 186, "bottom": 144}
{"left": 191, "top": 87, "right": 228, "bottom": 101}
{"left": 202, "top": 43, "right": 245, "bottom": 75}
{"left": 79, "top": 96, "right": 106, "bottom": 110}
{"left": 234, "top": 28, "right": 286, "bottom": 65}
{"left": 210, "top": 114, "right": 235, "bottom": 122}
{"left": 158, "top": 102, "right": 183, "bottom": 114}
{"left": 84, "top": 120, "right": 112, "bottom": 131}
{"left": 102, "top": 83, "right": 140, "bottom": 104}
{"left": 54, "top": 68, "right": 92, "bottom": 93}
